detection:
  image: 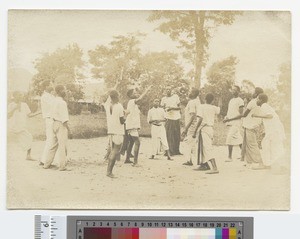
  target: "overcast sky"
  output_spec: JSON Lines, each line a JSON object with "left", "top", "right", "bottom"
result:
{"left": 8, "top": 10, "right": 290, "bottom": 88}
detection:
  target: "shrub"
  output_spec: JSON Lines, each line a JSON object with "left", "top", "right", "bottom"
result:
{"left": 68, "top": 102, "right": 82, "bottom": 115}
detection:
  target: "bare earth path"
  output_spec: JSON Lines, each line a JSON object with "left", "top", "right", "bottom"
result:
{"left": 7, "top": 137, "right": 290, "bottom": 210}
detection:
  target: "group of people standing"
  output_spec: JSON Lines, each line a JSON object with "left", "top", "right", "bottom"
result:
{"left": 8, "top": 81, "right": 71, "bottom": 171}
{"left": 224, "top": 86, "right": 286, "bottom": 171}
{"left": 8, "top": 80, "right": 286, "bottom": 178}
{"left": 103, "top": 83, "right": 286, "bottom": 178}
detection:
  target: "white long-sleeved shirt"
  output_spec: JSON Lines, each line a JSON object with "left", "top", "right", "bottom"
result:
{"left": 41, "top": 91, "right": 55, "bottom": 119}
{"left": 51, "top": 97, "right": 69, "bottom": 124}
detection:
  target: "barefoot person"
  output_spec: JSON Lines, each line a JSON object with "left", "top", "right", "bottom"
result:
{"left": 181, "top": 88, "right": 201, "bottom": 166}
{"left": 193, "top": 93, "right": 220, "bottom": 174}
{"left": 161, "top": 87, "right": 182, "bottom": 156}
{"left": 223, "top": 85, "right": 244, "bottom": 162}
{"left": 39, "top": 80, "right": 55, "bottom": 166}
{"left": 43, "top": 85, "right": 72, "bottom": 171}
{"left": 242, "top": 87, "right": 265, "bottom": 169}
{"left": 103, "top": 90, "right": 126, "bottom": 177}
{"left": 252, "top": 93, "right": 286, "bottom": 170}
{"left": 147, "top": 99, "right": 173, "bottom": 161}
{"left": 125, "top": 86, "right": 151, "bottom": 166}
{"left": 101, "top": 77, "right": 121, "bottom": 162}
{"left": 7, "top": 91, "right": 40, "bottom": 160}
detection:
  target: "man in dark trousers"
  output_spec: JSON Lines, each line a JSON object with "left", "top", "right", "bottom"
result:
{"left": 161, "top": 87, "right": 182, "bottom": 156}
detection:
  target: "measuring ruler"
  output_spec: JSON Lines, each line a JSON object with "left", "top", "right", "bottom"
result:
{"left": 35, "top": 216, "right": 253, "bottom": 239}
{"left": 35, "top": 215, "right": 67, "bottom": 239}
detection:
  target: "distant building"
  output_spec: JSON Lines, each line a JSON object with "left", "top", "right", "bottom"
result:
{"left": 76, "top": 79, "right": 105, "bottom": 104}
{"left": 75, "top": 79, "right": 106, "bottom": 114}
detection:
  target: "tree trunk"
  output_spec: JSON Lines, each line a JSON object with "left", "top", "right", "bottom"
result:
{"left": 192, "top": 11, "right": 206, "bottom": 89}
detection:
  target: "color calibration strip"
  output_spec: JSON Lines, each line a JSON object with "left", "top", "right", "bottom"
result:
{"left": 70, "top": 217, "right": 251, "bottom": 239}
{"left": 35, "top": 216, "right": 252, "bottom": 239}
{"left": 83, "top": 227, "right": 238, "bottom": 239}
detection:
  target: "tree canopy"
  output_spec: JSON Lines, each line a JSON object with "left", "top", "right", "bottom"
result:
{"left": 88, "top": 33, "right": 187, "bottom": 113}
{"left": 32, "top": 43, "right": 85, "bottom": 97}
{"left": 148, "top": 11, "right": 241, "bottom": 89}
{"left": 203, "top": 56, "right": 238, "bottom": 116}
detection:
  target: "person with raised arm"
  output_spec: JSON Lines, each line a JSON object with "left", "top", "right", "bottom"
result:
{"left": 125, "top": 85, "right": 152, "bottom": 167}
{"left": 101, "top": 71, "right": 124, "bottom": 162}
{"left": 103, "top": 90, "right": 126, "bottom": 178}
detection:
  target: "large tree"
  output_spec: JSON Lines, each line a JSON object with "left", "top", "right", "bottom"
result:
{"left": 32, "top": 43, "right": 85, "bottom": 95}
{"left": 148, "top": 11, "right": 241, "bottom": 89}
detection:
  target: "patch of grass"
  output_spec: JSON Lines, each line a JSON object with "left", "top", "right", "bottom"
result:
{"left": 70, "top": 113, "right": 108, "bottom": 139}
{"left": 28, "top": 113, "right": 152, "bottom": 140}
{"left": 28, "top": 112, "right": 228, "bottom": 145}
{"left": 28, "top": 113, "right": 108, "bottom": 140}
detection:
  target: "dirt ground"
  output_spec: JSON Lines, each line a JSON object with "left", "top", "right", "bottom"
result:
{"left": 7, "top": 137, "right": 290, "bottom": 210}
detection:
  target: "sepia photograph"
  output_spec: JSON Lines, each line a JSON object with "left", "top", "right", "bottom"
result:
{"left": 7, "top": 10, "right": 291, "bottom": 210}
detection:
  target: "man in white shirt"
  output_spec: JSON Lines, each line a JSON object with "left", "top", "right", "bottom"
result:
{"left": 125, "top": 86, "right": 151, "bottom": 166}
{"left": 40, "top": 80, "right": 55, "bottom": 165}
{"left": 44, "top": 85, "right": 71, "bottom": 171}
{"left": 8, "top": 91, "right": 40, "bottom": 160}
{"left": 252, "top": 94, "right": 286, "bottom": 169}
{"left": 181, "top": 88, "right": 201, "bottom": 166}
{"left": 103, "top": 90, "right": 126, "bottom": 177}
{"left": 242, "top": 87, "right": 265, "bottom": 169}
{"left": 193, "top": 93, "right": 220, "bottom": 174}
{"left": 161, "top": 87, "right": 182, "bottom": 156}
{"left": 223, "top": 86, "right": 244, "bottom": 162}
{"left": 147, "top": 99, "right": 173, "bottom": 161}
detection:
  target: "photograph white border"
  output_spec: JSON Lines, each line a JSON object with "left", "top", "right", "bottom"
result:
{"left": 0, "top": 0, "right": 300, "bottom": 238}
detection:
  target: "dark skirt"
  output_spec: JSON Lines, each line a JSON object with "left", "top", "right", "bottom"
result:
{"left": 165, "top": 119, "right": 181, "bottom": 156}
{"left": 197, "top": 130, "right": 203, "bottom": 165}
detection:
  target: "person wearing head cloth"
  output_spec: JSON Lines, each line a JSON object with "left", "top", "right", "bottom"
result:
{"left": 7, "top": 91, "right": 40, "bottom": 160}
{"left": 181, "top": 88, "right": 201, "bottom": 166}
{"left": 193, "top": 93, "right": 220, "bottom": 174}
{"left": 147, "top": 98, "right": 173, "bottom": 161}
{"left": 161, "top": 87, "right": 182, "bottom": 156}
{"left": 241, "top": 87, "right": 266, "bottom": 169}
{"left": 252, "top": 93, "right": 286, "bottom": 170}
{"left": 39, "top": 80, "right": 55, "bottom": 166}
{"left": 125, "top": 86, "right": 152, "bottom": 167}
{"left": 43, "top": 85, "right": 72, "bottom": 171}
{"left": 223, "top": 85, "right": 244, "bottom": 162}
